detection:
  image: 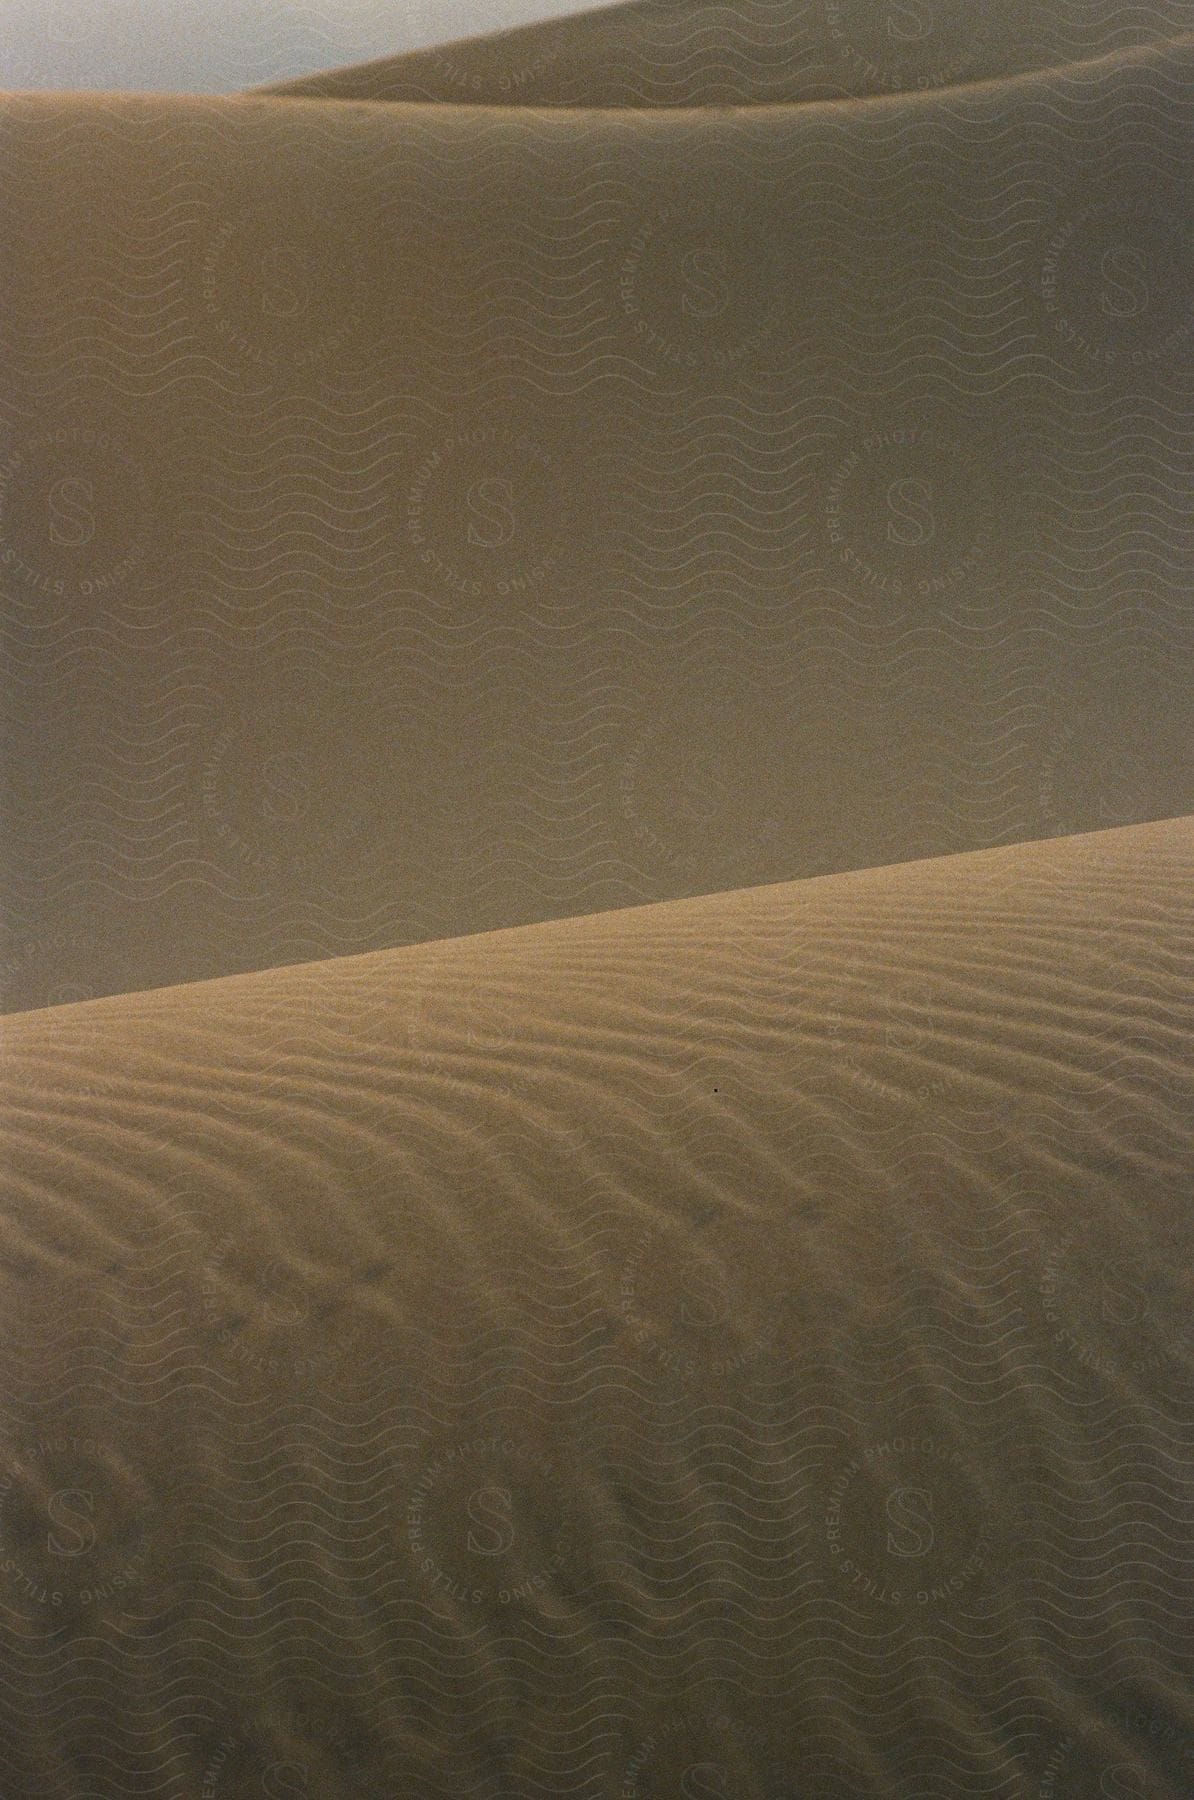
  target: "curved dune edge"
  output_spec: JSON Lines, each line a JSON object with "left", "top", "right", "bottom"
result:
{"left": 1, "top": 807, "right": 1188, "bottom": 1022}
{"left": 251, "top": 38, "right": 1194, "bottom": 120}
{"left": 1, "top": 813, "right": 1192, "bottom": 1793}
{"left": 250, "top": 0, "right": 1194, "bottom": 109}
{"left": 245, "top": 28, "right": 1194, "bottom": 118}
{"left": 6, "top": 12, "right": 1194, "bottom": 1014}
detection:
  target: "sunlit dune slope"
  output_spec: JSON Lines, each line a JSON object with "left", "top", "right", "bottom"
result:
{"left": 1, "top": 814, "right": 1192, "bottom": 1793}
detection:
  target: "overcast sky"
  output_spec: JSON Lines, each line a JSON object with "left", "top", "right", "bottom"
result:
{"left": 1, "top": 0, "right": 597, "bottom": 93}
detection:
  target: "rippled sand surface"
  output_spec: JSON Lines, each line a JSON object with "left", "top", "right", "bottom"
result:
{"left": 4, "top": 1, "right": 1194, "bottom": 1789}
{"left": 1, "top": 813, "right": 1192, "bottom": 1795}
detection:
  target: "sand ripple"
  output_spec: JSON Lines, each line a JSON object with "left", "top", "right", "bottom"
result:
{"left": 0, "top": 815, "right": 1191, "bottom": 1793}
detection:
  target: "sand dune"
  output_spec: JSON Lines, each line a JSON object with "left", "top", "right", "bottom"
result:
{"left": 1, "top": 814, "right": 1192, "bottom": 1794}
{"left": 257, "top": 0, "right": 1194, "bottom": 107}
{"left": 4, "top": 7, "right": 1194, "bottom": 1011}
{"left": 3, "top": 2, "right": 1193, "bottom": 1790}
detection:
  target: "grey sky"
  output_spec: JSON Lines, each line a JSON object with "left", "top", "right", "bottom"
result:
{"left": 1, "top": 0, "right": 596, "bottom": 94}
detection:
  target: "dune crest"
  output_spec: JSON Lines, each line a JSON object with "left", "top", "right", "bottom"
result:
{"left": 1, "top": 815, "right": 1192, "bottom": 1792}
{"left": 3, "top": 2, "right": 1193, "bottom": 1788}
{"left": 255, "top": 0, "right": 1194, "bottom": 108}
{"left": 4, "top": 4, "right": 1194, "bottom": 1011}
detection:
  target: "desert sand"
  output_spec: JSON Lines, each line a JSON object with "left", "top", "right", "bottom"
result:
{"left": 260, "top": 0, "right": 1194, "bottom": 106}
{"left": 1, "top": 814, "right": 1192, "bottom": 1794}
{"left": 3, "top": 5, "right": 1194, "bottom": 1011}
{"left": 3, "top": 0, "right": 1194, "bottom": 1792}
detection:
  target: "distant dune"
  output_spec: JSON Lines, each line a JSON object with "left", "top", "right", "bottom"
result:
{"left": 4, "top": 5, "right": 1194, "bottom": 1013}
{"left": 1, "top": 814, "right": 1192, "bottom": 1793}
{"left": 0, "top": 0, "right": 587, "bottom": 96}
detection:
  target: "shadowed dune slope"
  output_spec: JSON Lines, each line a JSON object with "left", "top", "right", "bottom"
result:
{"left": 4, "top": 12, "right": 1194, "bottom": 1011}
{"left": 255, "top": 0, "right": 1194, "bottom": 107}
{"left": 0, "top": 814, "right": 1192, "bottom": 1794}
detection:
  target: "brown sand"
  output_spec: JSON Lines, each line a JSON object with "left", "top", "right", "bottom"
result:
{"left": 257, "top": 0, "right": 1194, "bottom": 107}
{"left": 4, "top": 7, "right": 1194, "bottom": 1011}
{"left": 0, "top": 813, "right": 1192, "bottom": 1794}
{"left": 3, "top": 2, "right": 1194, "bottom": 1790}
